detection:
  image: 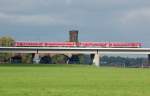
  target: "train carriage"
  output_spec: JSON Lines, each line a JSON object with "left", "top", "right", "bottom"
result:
{"left": 15, "top": 41, "right": 142, "bottom": 48}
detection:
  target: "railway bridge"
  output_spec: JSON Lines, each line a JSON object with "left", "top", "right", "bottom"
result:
{"left": 0, "top": 47, "right": 150, "bottom": 66}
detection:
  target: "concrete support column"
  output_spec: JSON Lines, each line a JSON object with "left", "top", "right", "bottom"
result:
{"left": 33, "top": 53, "right": 40, "bottom": 64}
{"left": 93, "top": 53, "right": 100, "bottom": 67}
{"left": 148, "top": 54, "right": 150, "bottom": 66}
{"left": 67, "top": 54, "right": 72, "bottom": 64}
{"left": 90, "top": 54, "right": 95, "bottom": 65}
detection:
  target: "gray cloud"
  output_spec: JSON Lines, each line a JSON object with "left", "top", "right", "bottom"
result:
{"left": 0, "top": 12, "right": 70, "bottom": 26}
{"left": 0, "top": 0, "right": 150, "bottom": 47}
{"left": 120, "top": 7, "right": 150, "bottom": 26}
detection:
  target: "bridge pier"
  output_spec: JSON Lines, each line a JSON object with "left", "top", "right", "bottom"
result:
{"left": 93, "top": 53, "right": 100, "bottom": 66}
{"left": 90, "top": 54, "right": 95, "bottom": 65}
{"left": 67, "top": 54, "right": 72, "bottom": 64}
{"left": 148, "top": 54, "right": 150, "bottom": 66}
{"left": 33, "top": 53, "right": 40, "bottom": 64}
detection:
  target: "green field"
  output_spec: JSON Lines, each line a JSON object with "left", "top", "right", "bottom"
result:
{"left": 0, "top": 64, "right": 150, "bottom": 96}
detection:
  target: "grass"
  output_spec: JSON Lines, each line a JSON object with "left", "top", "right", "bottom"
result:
{"left": 0, "top": 64, "right": 150, "bottom": 96}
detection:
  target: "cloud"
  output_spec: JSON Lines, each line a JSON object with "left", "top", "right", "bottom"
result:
{"left": 65, "top": 0, "right": 72, "bottom": 5}
{"left": 0, "top": 12, "right": 69, "bottom": 26}
{"left": 0, "top": 0, "right": 144, "bottom": 14}
{"left": 0, "top": 0, "right": 150, "bottom": 47}
{"left": 120, "top": 8, "right": 150, "bottom": 25}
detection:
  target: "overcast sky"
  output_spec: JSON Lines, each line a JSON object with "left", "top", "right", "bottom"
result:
{"left": 0, "top": 0, "right": 150, "bottom": 47}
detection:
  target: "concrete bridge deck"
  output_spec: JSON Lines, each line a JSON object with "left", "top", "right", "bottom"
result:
{"left": 0, "top": 47, "right": 150, "bottom": 66}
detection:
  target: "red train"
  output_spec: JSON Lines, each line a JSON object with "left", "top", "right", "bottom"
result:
{"left": 15, "top": 41, "right": 142, "bottom": 48}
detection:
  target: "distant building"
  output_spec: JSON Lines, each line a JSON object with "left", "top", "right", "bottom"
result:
{"left": 69, "top": 30, "right": 79, "bottom": 42}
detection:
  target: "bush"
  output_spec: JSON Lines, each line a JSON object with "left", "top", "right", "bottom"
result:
{"left": 52, "top": 54, "right": 69, "bottom": 64}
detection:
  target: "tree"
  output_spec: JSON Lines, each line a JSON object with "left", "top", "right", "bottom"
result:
{"left": 0, "top": 36, "right": 15, "bottom": 47}
{"left": 22, "top": 54, "right": 33, "bottom": 64}
{"left": 40, "top": 56, "right": 52, "bottom": 64}
{"left": 52, "top": 54, "right": 69, "bottom": 64}
{"left": 0, "top": 36, "right": 15, "bottom": 63}
{"left": 78, "top": 54, "right": 85, "bottom": 64}
{"left": 0, "top": 53, "right": 11, "bottom": 63}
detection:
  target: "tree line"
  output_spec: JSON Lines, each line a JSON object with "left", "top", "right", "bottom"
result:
{"left": 101, "top": 56, "right": 148, "bottom": 67}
